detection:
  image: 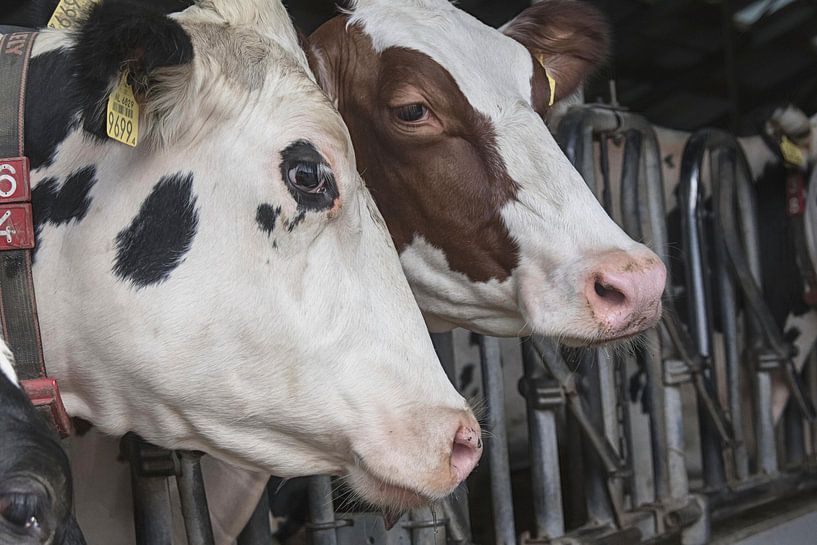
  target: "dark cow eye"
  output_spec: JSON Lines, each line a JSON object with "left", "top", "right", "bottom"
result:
{"left": 287, "top": 162, "right": 330, "bottom": 194}
{"left": 0, "top": 493, "right": 43, "bottom": 534}
{"left": 395, "top": 103, "right": 428, "bottom": 123}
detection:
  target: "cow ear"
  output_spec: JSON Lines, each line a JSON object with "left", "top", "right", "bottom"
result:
{"left": 72, "top": 0, "right": 194, "bottom": 138}
{"left": 502, "top": 0, "right": 609, "bottom": 103}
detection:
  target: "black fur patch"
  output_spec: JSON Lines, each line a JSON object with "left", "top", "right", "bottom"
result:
{"left": 71, "top": 0, "right": 194, "bottom": 139}
{"left": 49, "top": 167, "right": 96, "bottom": 224}
{"left": 31, "top": 167, "right": 97, "bottom": 258}
{"left": 256, "top": 204, "right": 280, "bottom": 235}
{"left": 113, "top": 172, "right": 198, "bottom": 287}
{"left": 25, "top": 49, "right": 81, "bottom": 169}
{"left": 285, "top": 211, "right": 306, "bottom": 233}
{"left": 3, "top": 0, "right": 193, "bottom": 28}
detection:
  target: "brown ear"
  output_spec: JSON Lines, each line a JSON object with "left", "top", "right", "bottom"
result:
{"left": 503, "top": 0, "right": 610, "bottom": 102}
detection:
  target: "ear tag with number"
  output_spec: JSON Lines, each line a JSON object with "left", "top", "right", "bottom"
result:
{"left": 780, "top": 135, "right": 806, "bottom": 169}
{"left": 48, "top": 0, "right": 98, "bottom": 30}
{"left": 107, "top": 71, "right": 139, "bottom": 147}
{"left": 534, "top": 52, "right": 557, "bottom": 107}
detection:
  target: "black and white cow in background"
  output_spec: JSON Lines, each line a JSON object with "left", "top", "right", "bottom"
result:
{"left": 2, "top": 0, "right": 494, "bottom": 542}
{"left": 616, "top": 107, "right": 817, "bottom": 422}
{"left": 1, "top": 346, "right": 86, "bottom": 545}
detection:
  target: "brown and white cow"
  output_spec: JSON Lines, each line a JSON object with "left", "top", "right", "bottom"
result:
{"left": 308, "top": 0, "right": 666, "bottom": 342}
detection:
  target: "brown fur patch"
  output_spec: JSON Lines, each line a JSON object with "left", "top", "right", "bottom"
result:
{"left": 310, "top": 18, "right": 520, "bottom": 282}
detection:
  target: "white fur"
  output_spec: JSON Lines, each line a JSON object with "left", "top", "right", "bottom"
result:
{"left": 30, "top": 0, "right": 472, "bottom": 521}
{"left": 0, "top": 337, "right": 17, "bottom": 387}
{"left": 348, "top": 0, "right": 656, "bottom": 338}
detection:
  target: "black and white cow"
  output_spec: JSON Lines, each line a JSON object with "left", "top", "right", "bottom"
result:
{"left": 7, "top": 0, "right": 487, "bottom": 535}
{"left": 0, "top": 348, "right": 86, "bottom": 545}
{"left": 617, "top": 108, "right": 817, "bottom": 421}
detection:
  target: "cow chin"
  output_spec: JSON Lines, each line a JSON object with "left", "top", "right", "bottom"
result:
{"left": 344, "top": 464, "right": 431, "bottom": 512}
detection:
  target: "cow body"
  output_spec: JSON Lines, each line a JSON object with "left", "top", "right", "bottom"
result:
{"left": 0, "top": 345, "right": 86, "bottom": 545}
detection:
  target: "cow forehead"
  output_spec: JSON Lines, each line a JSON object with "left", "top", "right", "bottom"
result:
{"left": 349, "top": 3, "right": 534, "bottom": 118}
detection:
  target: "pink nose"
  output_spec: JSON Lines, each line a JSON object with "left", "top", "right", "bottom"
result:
{"left": 450, "top": 423, "right": 482, "bottom": 484}
{"left": 584, "top": 251, "right": 666, "bottom": 337}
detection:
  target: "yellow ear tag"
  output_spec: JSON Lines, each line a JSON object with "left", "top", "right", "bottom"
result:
{"left": 106, "top": 71, "right": 139, "bottom": 147}
{"left": 780, "top": 135, "right": 806, "bottom": 169}
{"left": 545, "top": 70, "right": 557, "bottom": 107}
{"left": 48, "top": 0, "right": 98, "bottom": 30}
{"left": 534, "top": 52, "right": 557, "bottom": 107}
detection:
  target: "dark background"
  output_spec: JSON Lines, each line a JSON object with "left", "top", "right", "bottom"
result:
{"left": 286, "top": 0, "right": 817, "bottom": 135}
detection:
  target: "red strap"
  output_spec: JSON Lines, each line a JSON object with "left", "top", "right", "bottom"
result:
{"left": 0, "top": 31, "right": 71, "bottom": 437}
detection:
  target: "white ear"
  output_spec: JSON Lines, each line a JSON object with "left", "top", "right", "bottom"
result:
{"left": 770, "top": 105, "right": 810, "bottom": 136}
{"left": 0, "top": 338, "right": 18, "bottom": 388}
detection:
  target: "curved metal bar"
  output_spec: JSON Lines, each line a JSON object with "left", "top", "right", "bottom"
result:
{"left": 678, "top": 132, "right": 728, "bottom": 490}
{"left": 708, "top": 131, "right": 817, "bottom": 422}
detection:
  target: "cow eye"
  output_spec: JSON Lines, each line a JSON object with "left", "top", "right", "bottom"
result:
{"left": 0, "top": 493, "right": 44, "bottom": 534}
{"left": 394, "top": 103, "right": 428, "bottom": 123}
{"left": 287, "top": 162, "right": 331, "bottom": 194}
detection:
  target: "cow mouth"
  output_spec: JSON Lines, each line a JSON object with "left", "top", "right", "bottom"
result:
{"left": 560, "top": 331, "right": 641, "bottom": 348}
{"left": 345, "top": 458, "right": 434, "bottom": 512}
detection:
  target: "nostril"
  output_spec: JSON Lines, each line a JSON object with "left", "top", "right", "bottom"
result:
{"left": 450, "top": 425, "right": 482, "bottom": 484}
{"left": 594, "top": 279, "right": 626, "bottom": 306}
{"left": 452, "top": 442, "right": 474, "bottom": 463}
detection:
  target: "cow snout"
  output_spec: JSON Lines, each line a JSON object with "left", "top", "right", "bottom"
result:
{"left": 584, "top": 251, "right": 666, "bottom": 338}
{"left": 451, "top": 422, "right": 483, "bottom": 484}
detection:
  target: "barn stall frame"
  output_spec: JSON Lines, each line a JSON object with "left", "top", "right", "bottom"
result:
{"left": 293, "top": 105, "right": 817, "bottom": 545}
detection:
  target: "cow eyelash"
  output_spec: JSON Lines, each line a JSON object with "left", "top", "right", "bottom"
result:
{"left": 394, "top": 103, "right": 429, "bottom": 123}
{"left": 0, "top": 493, "right": 45, "bottom": 534}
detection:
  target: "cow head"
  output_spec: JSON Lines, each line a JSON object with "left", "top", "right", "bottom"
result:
{"left": 309, "top": 0, "right": 666, "bottom": 342}
{"left": 0, "top": 348, "right": 86, "bottom": 545}
{"left": 25, "top": 0, "right": 480, "bottom": 510}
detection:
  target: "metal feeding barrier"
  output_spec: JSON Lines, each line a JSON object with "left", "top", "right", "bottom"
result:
{"left": 301, "top": 104, "right": 817, "bottom": 545}
{"left": 118, "top": 104, "right": 817, "bottom": 545}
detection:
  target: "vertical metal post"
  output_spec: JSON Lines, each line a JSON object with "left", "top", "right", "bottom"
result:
{"left": 783, "top": 400, "right": 805, "bottom": 466}
{"left": 478, "top": 334, "right": 517, "bottom": 545}
{"left": 521, "top": 338, "right": 565, "bottom": 539}
{"left": 307, "top": 476, "right": 338, "bottom": 545}
{"left": 663, "top": 364, "right": 691, "bottom": 499}
{"left": 176, "top": 451, "right": 215, "bottom": 545}
{"left": 809, "top": 350, "right": 817, "bottom": 455}
{"left": 431, "top": 330, "right": 474, "bottom": 544}
{"left": 754, "top": 368, "right": 779, "bottom": 475}
{"left": 731, "top": 145, "right": 779, "bottom": 478}
{"left": 679, "top": 137, "right": 727, "bottom": 490}
{"left": 579, "top": 351, "right": 617, "bottom": 527}
{"left": 622, "top": 126, "right": 676, "bottom": 505}
{"left": 121, "top": 433, "right": 176, "bottom": 545}
{"left": 711, "top": 152, "right": 749, "bottom": 481}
